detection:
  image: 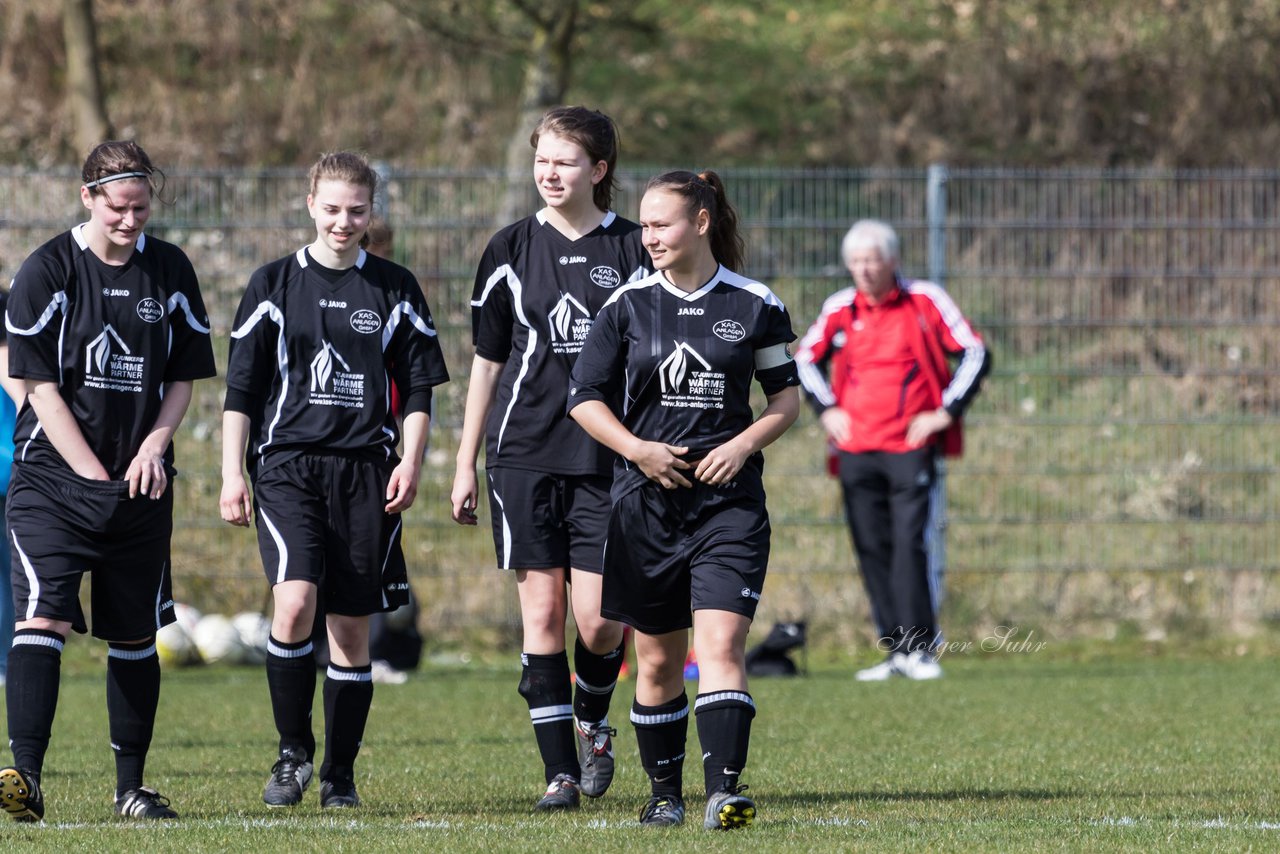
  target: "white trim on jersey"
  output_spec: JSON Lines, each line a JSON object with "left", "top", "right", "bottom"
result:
{"left": 258, "top": 507, "right": 290, "bottom": 585}
{"left": 904, "top": 280, "right": 986, "bottom": 408}
{"left": 479, "top": 264, "right": 539, "bottom": 457}
{"left": 12, "top": 533, "right": 40, "bottom": 622}
{"left": 295, "top": 247, "right": 367, "bottom": 270}
{"left": 230, "top": 300, "right": 289, "bottom": 456}
{"left": 70, "top": 223, "right": 146, "bottom": 254}
{"left": 534, "top": 209, "right": 619, "bottom": 230}
{"left": 381, "top": 301, "right": 440, "bottom": 350}
{"left": 607, "top": 266, "right": 788, "bottom": 311}
{"left": 18, "top": 421, "right": 43, "bottom": 462}
{"left": 794, "top": 287, "right": 855, "bottom": 409}
{"left": 7, "top": 290, "right": 71, "bottom": 386}
{"left": 167, "top": 292, "right": 211, "bottom": 334}
{"left": 6, "top": 291, "right": 68, "bottom": 337}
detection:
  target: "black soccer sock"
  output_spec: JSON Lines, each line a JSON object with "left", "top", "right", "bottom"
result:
{"left": 694, "top": 690, "right": 756, "bottom": 795}
{"left": 572, "top": 636, "right": 624, "bottom": 725}
{"left": 319, "top": 663, "right": 373, "bottom": 782}
{"left": 266, "top": 636, "right": 317, "bottom": 759}
{"left": 5, "top": 630, "right": 64, "bottom": 776}
{"left": 106, "top": 639, "right": 161, "bottom": 796}
{"left": 517, "top": 651, "right": 578, "bottom": 783}
{"left": 631, "top": 693, "right": 689, "bottom": 799}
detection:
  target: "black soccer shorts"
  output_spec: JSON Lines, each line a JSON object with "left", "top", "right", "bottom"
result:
{"left": 600, "top": 463, "right": 771, "bottom": 635}
{"left": 7, "top": 463, "right": 176, "bottom": 640}
{"left": 252, "top": 454, "right": 410, "bottom": 616}
{"left": 485, "top": 467, "right": 611, "bottom": 573}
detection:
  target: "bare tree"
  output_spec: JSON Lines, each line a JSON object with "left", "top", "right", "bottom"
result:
{"left": 63, "top": 0, "right": 114, "bottom": 156}
{"left": 385, "top": 0, "right": 653, "bottom": 223}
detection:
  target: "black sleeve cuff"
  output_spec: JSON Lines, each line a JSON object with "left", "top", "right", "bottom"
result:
{"left": 402, "top": 388, "right": 433, "bottom": 416}
{"left": 223, "top": 386, "right": 264, "bottom": 415}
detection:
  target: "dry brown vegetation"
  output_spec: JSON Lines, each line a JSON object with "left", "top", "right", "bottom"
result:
{"left": 6, "top": 1, "right": 1280, "bottom": 168}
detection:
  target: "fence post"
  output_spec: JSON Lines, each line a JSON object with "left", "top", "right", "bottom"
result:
{"left": 373, "top": 160, "right": 392, "bottom": 221}
{"left": 926, "top": 162, "right": 948, "bottom": 285}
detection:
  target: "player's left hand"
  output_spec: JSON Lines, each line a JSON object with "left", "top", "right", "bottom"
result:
{"left": 126, "top": 450, "right": 168, "bottom": 499}
{"left": 385, "top": 462, "right": 421, "bottom": 513}
{"left": 906, "top": 408, "right": 953, "bottom": 448}
{"left": 694, "top": 441, "right": 749, "bottom": 486}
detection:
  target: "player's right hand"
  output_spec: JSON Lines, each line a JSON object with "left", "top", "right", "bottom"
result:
{"left": 219, "top": 476, "right": 253, "bottom": 527}
{"left": 450, "top": 469, "right": 480, "bottom": 525}
{"left": 632, "top": 441, "right": 692, "bottom": 489}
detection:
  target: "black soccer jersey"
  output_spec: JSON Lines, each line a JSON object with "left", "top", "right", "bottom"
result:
{"left": 569, "top": 265, "right": 800, "bottom": 493}
{"left": 471, "top": 210, "right": 650, "bottom": 476}
{"left": 225, "top": 247, "right": 450, "bottom": 473}
{"left": 6, "top": 225, "right": 217, "bottom": 479}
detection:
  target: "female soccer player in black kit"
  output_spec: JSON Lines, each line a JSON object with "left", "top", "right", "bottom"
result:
{"left": 220, "top": 152, "right": 449, "bottom": 810}
{"left": 0, "top": 141, "right": 217, "bottom": 822}
{"left": 451, "top": 107, "right": 650, "bottom": 811}
{"left": 568, "top": 171, "right": 800, "bottom": 830}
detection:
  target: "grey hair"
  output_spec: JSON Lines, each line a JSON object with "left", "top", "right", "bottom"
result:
{"left": 841, "top": 219, "right": 899, "bottom": 264}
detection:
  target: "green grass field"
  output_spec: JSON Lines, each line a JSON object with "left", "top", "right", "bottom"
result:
{"left": 1, "top": 645, "right": 1277, "bottom": 852}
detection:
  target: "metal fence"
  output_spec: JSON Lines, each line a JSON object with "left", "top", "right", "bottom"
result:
{"left": 1, "top": 166, "right": 1277, "bottom": 630}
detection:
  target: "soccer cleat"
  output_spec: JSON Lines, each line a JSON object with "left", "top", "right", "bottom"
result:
{"left": 0, "top": 767, "right": 43, "bottom": 822}
{"left": 319, "top": 777, "right": 361, "bottom": 809}
{"left": 703, "top": 784, "right": 755, "bottom": 830}
{"left": 855, "top": 655, "right": 900, "bottom": 682}
{"left": 638, "top": 794, "right": 685, "bottom": 827}
{"left": 533, "top": 773, "right": 580, "bottom": 811}
{"left": 114, "top": 786, "right": 178, "bottom": 820}
{"left": 896, "top": 649, "right": 943, "bottom": 680}
{"left": 574, "top": 717, "right": 617, "bottom": 798}
{"left": 263, "top": 747, "right": 314, "bottom": 807}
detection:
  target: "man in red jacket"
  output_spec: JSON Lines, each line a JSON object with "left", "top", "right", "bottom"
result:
{"left": 796, "top": 220, "right": 989, "bottom": 680}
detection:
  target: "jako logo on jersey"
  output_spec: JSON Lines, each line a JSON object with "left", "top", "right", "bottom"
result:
{"left": 102, "top": 288, "right": 130, "bottom": 297}
{"left": 310, "top": 341, "right": 351, "bottom": 392}
{"left": 318, "top": 299, "right": 348, "bottom": 309}
{"left": 678, "top": 307, "right": 704, "bottom": 316}
{"left": 558, "top": 255, "right": 588, "bottom": 266}
{"left": 740, "top": 587, "right": 761, "bottom": 601}
{"left": 590, "top": 266, "right": 622, "bottom": 288}
{"left": 659, "top": 342, "right": 712, "bottom": 392}
{"left": 350, "top": 309, "right": 382, "bottom": 334}
{"left": 136, "top": 298, "right": 164, "bottom": 324}
{"left": 713, "top": 319, "right": 746, "bottom": 342}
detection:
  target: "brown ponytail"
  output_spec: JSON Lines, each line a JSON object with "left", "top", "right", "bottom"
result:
{"left": 644, "top": 169, "right": 744, "bottom": 272}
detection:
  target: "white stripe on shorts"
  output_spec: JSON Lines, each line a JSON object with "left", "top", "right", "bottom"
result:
{"left": 258, "top": 507, "right": 290, "bottom": 584}
{"left": 11, "top": 533, "right": 40, "bottom": 621}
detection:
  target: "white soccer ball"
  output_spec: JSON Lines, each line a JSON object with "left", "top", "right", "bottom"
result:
{"left": 193, "top": 613, "right": 250, "bottom": 665}
{"left": 155, "top": 620, "right": 198, "bottom": 668}
{"left": 173, "top": 602, "right": 203, "bottom": 636}
{"left": 231, "top": 611, "right": 271, "bottom": 664}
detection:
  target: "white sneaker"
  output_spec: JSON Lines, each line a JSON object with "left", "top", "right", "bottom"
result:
{"left": 896, "top": 649, "right": 943, "bottom": 680}
{"left": 855, "top": 656, "right": 899, "bottom": 681}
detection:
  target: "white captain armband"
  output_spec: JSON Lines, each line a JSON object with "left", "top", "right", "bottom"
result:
{"left": 754, "top": 342, "right": 793, "bottom": 370}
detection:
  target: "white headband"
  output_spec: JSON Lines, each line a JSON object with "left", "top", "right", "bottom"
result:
{"left": 84, "top": 171, "right": 150, "bottom": 189}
